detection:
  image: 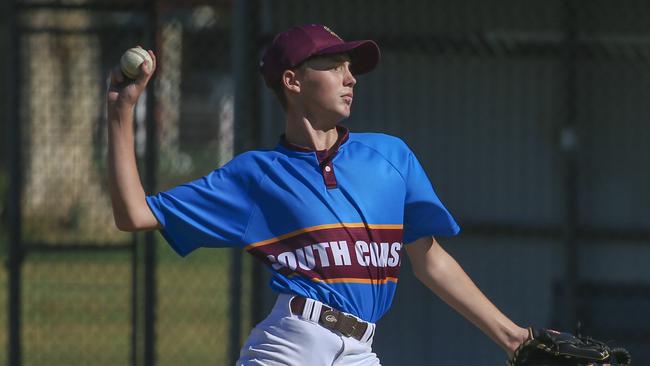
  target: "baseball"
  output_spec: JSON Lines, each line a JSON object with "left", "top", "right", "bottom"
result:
{"left": 120, "top": 47, "right": 152, "bottom": 79}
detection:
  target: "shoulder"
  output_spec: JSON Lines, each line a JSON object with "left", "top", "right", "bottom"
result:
{"left": 227, "top": 148, "right": 280, "bottom": 167}
{"left": 213, "top": 148, "right": 280, "bottom": 183}
{"left": 349, "top": 131, "right": 407, "bottom": 147}
{"left": 348, "top": 131, "right": 413, "bottom": 160}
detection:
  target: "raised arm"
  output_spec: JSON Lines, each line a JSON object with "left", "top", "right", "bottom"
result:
{"left": 405, "top": 236, "right": 528, "bottom": 357}
{"left": 106, "top": 49, "right": 160, "bottom": 231}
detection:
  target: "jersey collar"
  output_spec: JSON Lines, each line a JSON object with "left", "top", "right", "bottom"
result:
{"left": 277, "top": 125, "right": 349, "bottom": 189}
{"left": 278, "top": 124, "right": 350, "bottom": 163}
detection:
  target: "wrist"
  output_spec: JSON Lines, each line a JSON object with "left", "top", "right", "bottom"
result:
{"left": 505, "top": 326, "right": 530, "bottom": 357}
{"left": 108, "top": 103, "right": 135, "bottom": 121}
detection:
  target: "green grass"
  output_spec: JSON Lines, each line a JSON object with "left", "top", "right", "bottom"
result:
{"left": 0, "top": 234, "right": 252, "bottom": 366}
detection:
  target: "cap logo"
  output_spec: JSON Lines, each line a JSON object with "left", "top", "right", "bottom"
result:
{"left": 323, "top": 26, "right": 342, "bottom": 41}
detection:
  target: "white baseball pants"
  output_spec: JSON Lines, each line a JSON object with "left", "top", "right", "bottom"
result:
{"left": 236, "top": 294, "right": 381, "bottom": 366}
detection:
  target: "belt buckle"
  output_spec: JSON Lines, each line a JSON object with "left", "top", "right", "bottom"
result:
{"left": 321, "top": 309, "right": 357, "bottom": 337}
{"left": 321, "top": 309, "right": 339, "bottom": 329}
{"left": 336, "top": 314, "right": 358, "bottom": 338}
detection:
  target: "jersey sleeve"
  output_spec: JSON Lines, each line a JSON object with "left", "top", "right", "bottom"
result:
{"left": 402, "top": 148, "right": 460, "bottom": 244}
{"left": 145, "top": 157, "right": 256, "bottom": 256}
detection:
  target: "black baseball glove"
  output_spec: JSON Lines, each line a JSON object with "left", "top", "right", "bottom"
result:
{"left": 507, "top": 327, "right": 631, "bottom": 366}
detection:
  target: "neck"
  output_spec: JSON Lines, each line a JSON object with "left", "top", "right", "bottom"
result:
{"left": 284, "top": 109, "right": 339, "bottom": 151}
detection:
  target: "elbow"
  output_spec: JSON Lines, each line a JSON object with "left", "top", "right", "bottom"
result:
{"left": 411, "top": 263, "right": 445, "bottom": 294}
{"left": 114, "top": 215, "right": 138, "bottom": 232}
{"left": 113, "top": 208, "right": 160, "bottom": 232}
{"left": 411, "top": 255, "right": 448, "bottom": 286}
{"left": 411, "top": 265, "right": 429, "bottom": 284}
{"left": 110, "top": 195, "right": 156, "bottom": 231}
{"left": 113, "top": 210, "right": 147, "bottom": 232}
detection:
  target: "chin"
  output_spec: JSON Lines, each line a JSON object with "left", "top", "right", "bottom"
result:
{"left": 336, "top": 112, "right": 350, "bottom": 122}
{"left": 339, "top": 105, "right": 352, "bottom": 118}
{"left": 319, "top": 104, "right": 351, "bottom": 122}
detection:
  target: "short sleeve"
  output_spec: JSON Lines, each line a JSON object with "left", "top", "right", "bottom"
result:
{"left": 146, "top": 159, "right": 256, "bottom": 256}
{"left": 402, "top": 149, "right": 460, "bottom": 244}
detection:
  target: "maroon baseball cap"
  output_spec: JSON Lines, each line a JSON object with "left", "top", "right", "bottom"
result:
{"left": 260, "top": 24, "right": 380, "bottom": 87}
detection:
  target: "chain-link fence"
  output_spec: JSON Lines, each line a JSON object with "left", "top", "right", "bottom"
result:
{"left": 2, "top": 0, "right": 650, "bottom": 365}
{"left": 4, "top": 0, "right": 248, "bottom": 365}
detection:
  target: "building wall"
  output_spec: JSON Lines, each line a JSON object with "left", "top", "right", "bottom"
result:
{"left": 258, "top": 1, "right": 650, "bottom": 364}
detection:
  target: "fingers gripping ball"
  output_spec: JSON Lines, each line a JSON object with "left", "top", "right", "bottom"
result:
{"left": 507, "top": 327, "right": 631, "bottom": 366}
{"left": 120, "top": 47, "right": 152, "bottom": 79}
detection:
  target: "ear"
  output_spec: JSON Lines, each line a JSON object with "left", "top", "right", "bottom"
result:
{"left": 281, "top": 69, "right": 301, "bottom": 94}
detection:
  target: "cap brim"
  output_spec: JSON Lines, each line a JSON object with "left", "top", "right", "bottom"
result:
{"left": 313, "top": 40, "right": 380, "bottom": 75}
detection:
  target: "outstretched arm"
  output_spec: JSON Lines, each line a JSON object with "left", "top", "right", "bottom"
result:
{"left": 106, "top": 49, "right": 160, "bottom": 231}
{"left": 405, "top": 236, "right": 528, "bottom": 357}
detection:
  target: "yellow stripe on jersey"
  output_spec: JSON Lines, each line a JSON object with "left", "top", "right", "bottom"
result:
{"left": 285, "top": 273, "right": 399, "bottom": 285}
{"left": 310, "top": 277, "right": 399, "bottom": 285}
{"left": 244, "top": 222, "right": 403, "bottom": 250}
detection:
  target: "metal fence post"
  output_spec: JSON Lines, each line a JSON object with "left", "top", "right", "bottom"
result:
{"left": 251, "top": 0, "right": 273, "bottom": 329}
{"left": 7, "top": 0, "right": 23, "bottom": 364}
{"left": 131, "top": 237, "right": 139, "bottom": 366}
{"left": 230, "top": 0, "right": 261, "bottom": 363}
{"left": 229, "top": 0, "right": 247, "bottom": 359}
{"left": 143, "top": 1, "right": 159, "bottom": 365}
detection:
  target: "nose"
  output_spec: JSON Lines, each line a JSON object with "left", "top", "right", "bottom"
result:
{"left": 344, "top": 62, "right": 356, "bottom": 87}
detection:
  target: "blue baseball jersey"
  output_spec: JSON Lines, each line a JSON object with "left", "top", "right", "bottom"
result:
{"left": 146, "top": 125, "right": 460, "bottom": 323}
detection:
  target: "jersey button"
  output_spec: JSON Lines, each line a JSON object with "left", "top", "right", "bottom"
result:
{"left": 324, "top": 166, "right": 332, "bottom": 172}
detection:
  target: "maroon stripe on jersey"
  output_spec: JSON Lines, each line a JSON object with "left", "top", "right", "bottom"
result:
{"left": 246, "top": 225, "right": 404, "bottom": 284}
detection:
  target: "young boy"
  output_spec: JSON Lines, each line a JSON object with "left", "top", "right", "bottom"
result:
{"left": 107, "top": 24, "right": 528, "bottom": 365}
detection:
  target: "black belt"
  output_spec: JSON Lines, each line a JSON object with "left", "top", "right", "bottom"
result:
{"left": 290, "top": 296, "right": 369, "bottom": 341}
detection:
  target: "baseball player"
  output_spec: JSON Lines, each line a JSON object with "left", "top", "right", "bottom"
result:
{"left": 107, "top": 24, "right": 529, "bottom": 365}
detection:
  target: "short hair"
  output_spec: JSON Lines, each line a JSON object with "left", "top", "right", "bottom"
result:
{"left": 271, "top": 81, "right": 288, "bottom": 111}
